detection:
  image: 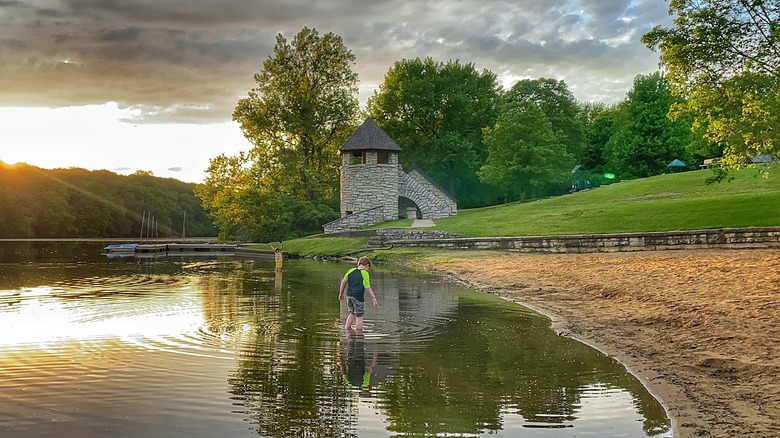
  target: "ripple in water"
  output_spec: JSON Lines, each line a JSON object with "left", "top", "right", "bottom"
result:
{"left": 0, "top": 255, "right": 672, "bottom": 438}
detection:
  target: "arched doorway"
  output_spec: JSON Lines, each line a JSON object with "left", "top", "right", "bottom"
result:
{"left": 398, "top": 196, "right": 421, "bottom": 219}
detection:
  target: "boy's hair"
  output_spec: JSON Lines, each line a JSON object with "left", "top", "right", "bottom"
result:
{"left": 357, "top": 257, "right": 371, "bottom": 267}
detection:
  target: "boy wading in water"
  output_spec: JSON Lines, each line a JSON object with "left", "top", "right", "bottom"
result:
{"left": 339, "top": 257, "right": 378, "bottom": 332}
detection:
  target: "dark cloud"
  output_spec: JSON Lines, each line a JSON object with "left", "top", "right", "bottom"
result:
{"left": 0, "top": 0, "right": 672, "bottom": 122}
{"left": 101, "top": 26, "right": 145, "bottom": 42}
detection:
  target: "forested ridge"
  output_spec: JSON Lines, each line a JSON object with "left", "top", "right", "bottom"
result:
{"left": 0, "top": 162, "right": 215, "bottom": 238}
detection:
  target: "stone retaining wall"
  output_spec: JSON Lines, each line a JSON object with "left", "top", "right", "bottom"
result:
{"left": 379, "top": 227, "right": 780, "bottom": 253}
{"left": 368, "top": 228, "right": 465, "bottom": 247}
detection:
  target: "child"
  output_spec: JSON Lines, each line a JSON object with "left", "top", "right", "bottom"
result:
{"left": 270, "top": 242, "right": 283, "bottom": 272}
{"left": 339, "top": 257, "right": 378, "bottom": 332}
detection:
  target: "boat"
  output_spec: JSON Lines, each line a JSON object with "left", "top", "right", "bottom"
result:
{"left": 103, "top": 243, "right": 138, "bottom": 254}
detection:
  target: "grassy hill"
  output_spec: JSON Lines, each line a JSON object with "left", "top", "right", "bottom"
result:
{"left": 271, "top": 166, "right": 780, "bottom": 257}
{"left": 432, "top": 167, "right": 780, "bottom": 237}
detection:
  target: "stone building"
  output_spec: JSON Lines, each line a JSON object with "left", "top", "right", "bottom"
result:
{"left": 323, "top": 118, "right": 457, "bottom": 234}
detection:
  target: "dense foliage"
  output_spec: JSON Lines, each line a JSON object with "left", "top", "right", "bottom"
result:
{"left": 504, "top": 78, "right": 586, "bottom": 163}
{"left": 479, "top": 100, "right": 571, "bottom": 201}
{"left": 198, "top": 27, "right": 355, "bottom": 241}
{"left": 0, "top": 163, "right": 214, "bottom": 238}
{"left": 643, "top": 0, "right": 780, "bottom": 170}
{"left": 366, "top": 57, "right": 502, "bottom": 207}
{"left": 604, "top": 72, "right": 695, "bottom": 178}
{"left": 232, "top": 27, "right": 360, "bottom": 201}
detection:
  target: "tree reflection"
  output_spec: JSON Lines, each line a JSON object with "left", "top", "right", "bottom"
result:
{"left": 377, "top": 293, "right": 670, "bottom": 436}
{"left": 209, "top": 261, "right": 669, "bottom": 437}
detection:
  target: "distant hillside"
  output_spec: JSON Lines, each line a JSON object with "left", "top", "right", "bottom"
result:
{"left": 0, "top": 162, "right": 215, "bottom": 238}
{"left": 433, "top": 167, "right": 780, "bottom": 237}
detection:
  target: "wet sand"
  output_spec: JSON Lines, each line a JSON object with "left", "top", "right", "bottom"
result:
{"left": 413, "top": 248, "right": 780, "bottom": 438}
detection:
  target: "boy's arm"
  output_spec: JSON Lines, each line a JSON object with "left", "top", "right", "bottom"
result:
{"left": 339, "top": 280, "right": 347, "bottom": 301}
{"left": 366, "top": 287, "right": 378, "bottom": 307}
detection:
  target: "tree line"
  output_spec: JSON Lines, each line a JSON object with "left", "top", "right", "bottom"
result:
{"left": 198, "top": 1, "right": 779, "bottom": 241}
{"left": 0, "top": 163, "right": 215, "bottom": 239}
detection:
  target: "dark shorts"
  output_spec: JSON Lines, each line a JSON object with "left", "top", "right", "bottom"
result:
{"left": 346, "top": 296, "right": 365, "bottom": 317}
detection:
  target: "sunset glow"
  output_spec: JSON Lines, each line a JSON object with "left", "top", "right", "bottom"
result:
{"left": 0, "top": 104, "right": 252, "bottom": 183}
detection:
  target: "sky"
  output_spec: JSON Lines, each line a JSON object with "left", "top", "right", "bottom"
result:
{"left": 0, "top": 0, "right": 674, "bottom": 184}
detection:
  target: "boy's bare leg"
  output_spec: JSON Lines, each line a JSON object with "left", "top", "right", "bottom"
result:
{"left": 355, "top": 316, "right": 364, "bottom": 332}
{"left": 344, "top": 313, "right": 356, "bottom": 331}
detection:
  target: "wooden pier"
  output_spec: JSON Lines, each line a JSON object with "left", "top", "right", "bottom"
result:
{"left": 106, "top": 243, "right": 239, "bottom": 257}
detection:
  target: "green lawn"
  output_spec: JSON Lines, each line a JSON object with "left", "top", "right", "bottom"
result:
{"left": 434, "top": 167, "right": 780, "bottom": 236}
{"left": 270, "top": 167, "right": 780, "bottom": 257}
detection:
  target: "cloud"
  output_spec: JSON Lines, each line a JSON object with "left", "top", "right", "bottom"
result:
{"left": 0, "top": 0, "right": 673, "bottom": 122}
{"left": 167, "top": 167, "right": 183, "bottom": 172}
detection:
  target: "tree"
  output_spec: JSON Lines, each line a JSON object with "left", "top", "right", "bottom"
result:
{"left": 604, "top": 72, "right": 695, "bottom": 178}
{"left": 195, "top": 152, "right": 260, "bottom": 239}
{"left": 643, "top": 0, "right": 780, "bottom": 170}
{"left": 233, "top": 27, "right": 360, "bottom": 201}
{"left": 580, "top": 102, "right": 617, "bottom": 171}
{"left": 479, "top": 101, "right": 572, "bottom": 201}
{"left": 198, "top": 27, "right": 360, "bottom": 240}
{"left": 504, "top": 78, "right": 587, "bottom": 162}
{"left": 366, "top": 57, "right": 501, "bottom": 207}
{"left": 0, "top": 163, "right": 214, "bottom": 238}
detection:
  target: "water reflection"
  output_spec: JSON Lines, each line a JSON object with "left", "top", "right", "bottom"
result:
{"left": 340, "top": 331, "right": 380, "bottom": 394}
{"left": 0, "top": 242, "right": 671, "bottom": 437}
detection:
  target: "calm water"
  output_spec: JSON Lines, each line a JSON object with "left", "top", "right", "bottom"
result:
{"left": 0, "top": 242, "right": 671, "bottom": 438}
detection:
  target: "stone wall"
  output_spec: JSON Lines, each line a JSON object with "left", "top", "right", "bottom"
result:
{"left": 340, "top": 151, "right": 399, "bottom": 221}
{"left": 323, "top": 206, "right": 385, "bottom": 234}
{"left": 378, "top": 227, "right": 780, "bottom": 253}
{"left": 398, "top": 169, "right": 458, "bottom": 219}
{"left": 368, "top": 228, "right": 466, "bottom": 247}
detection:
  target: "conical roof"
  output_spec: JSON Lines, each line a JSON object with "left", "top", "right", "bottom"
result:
{"left": 339, "top": 117, "right": 402, "bottom": 152}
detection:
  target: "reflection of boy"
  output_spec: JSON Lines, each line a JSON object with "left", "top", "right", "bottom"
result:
{"left": 339, "top": 257, "right": 378, "bottom": 332}
{"left": 274, "top": 269, "right": 282, "bottom": 293}
{"left": 340, "top": 333, "right": 378, "bottom": 393}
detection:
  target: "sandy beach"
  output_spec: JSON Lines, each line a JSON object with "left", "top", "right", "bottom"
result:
{"left": 414, "top": 248, "right": 780, "bottom": 438}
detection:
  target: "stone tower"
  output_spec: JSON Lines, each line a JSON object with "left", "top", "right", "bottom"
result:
{"left": 338, "top": 117, "right": 402, "bottom": 221}
{"left": 323, "top": 117, "right": 457, "bottom": 234}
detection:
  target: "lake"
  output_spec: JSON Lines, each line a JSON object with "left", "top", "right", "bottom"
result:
{"left": 0, "top": 242, "right": 671, "bottom": 437}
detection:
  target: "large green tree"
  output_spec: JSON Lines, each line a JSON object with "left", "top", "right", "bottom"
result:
{"left": 643, "top": 0, "right": 780, "bottom": 169}
{"left": 366, "top": 57, "right": 501, "bottom": 207}
{"left": 503, "top": 78, "right": 586, "bottom": 162}
{"left": 479, "top": 101, "right": 572, "bottom": 201}
{"left": 604, "top": 72, "right": 695, "bottom": 178}
{"left": 233, "top": 27, "right": 360, "bottom": 201}
{"left": 580, "top": 102, "right": 617, "bottom": 171}
{"left": 199, "top": 27, "right": 356, "bottom": 240}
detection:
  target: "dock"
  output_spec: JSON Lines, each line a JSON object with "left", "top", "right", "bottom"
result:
{"left": 105, "top": 243, "right": 239, "bottom": 257}
{"left": 103, "top": 243, "right": 290, "bottom": 260}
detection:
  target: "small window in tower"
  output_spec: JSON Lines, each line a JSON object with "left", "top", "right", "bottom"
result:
{"left": 377, "top": 150, "right": 389, "bottom": 164}
{"left": 351, "top": 151, "right": 365, "bottom": 165}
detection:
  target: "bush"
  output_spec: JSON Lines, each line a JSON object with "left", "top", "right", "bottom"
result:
{"left": 249, "top": 198, "right": 339, "bottom": 242}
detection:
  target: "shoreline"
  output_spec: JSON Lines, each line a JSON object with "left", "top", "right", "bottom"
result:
{"left": 411, "top": 248, "right": 780, "bottom": 438}
{"left": 422, "top": 267, "right": 683, "bottom": 437}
